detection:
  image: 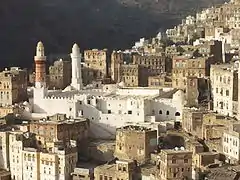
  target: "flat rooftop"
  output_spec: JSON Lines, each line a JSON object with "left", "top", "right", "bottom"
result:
{"left": 161, "top": 148, "right": 192, "bottom": 154}
{"left": 31, "top": 117, "right": 87, "bottom": 125}
{"left": 118, "top": 125, "right": 154, "bottom": 132}
{"left": 47, "top": 86, "right": 178, "bottom": 100}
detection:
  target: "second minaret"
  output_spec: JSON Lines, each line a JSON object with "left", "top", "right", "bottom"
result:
{"left": 71, "top": 43, "right": 82, "bottom": 90}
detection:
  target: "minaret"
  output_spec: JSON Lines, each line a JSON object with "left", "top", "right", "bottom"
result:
{"left": 71, "top": 43, "right": 82, "bottom": 90}
{"left": 34, "top": 41, "right": 46, "bottom": 88}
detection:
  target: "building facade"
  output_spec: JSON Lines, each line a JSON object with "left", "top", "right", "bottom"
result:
{"left": 158, "top": 149, "right": 193, "bottom": 180}
{"left": 0, "top": 67, "right": 28, "bottom": 106}
{"left": 114, "top": 126, "right": 157, "bottom": 164}
{"left": 172, "top": 55, "right": 211, "bottom": 90}
{"left": 48, "top": 59, "right": 71, "bottom": 90}
{"left": 210, "top": 63, "right": 238, "bottom": 117}
{"left": 94, "top": 160, "right": 137, "bottom": 180}
{"left": 120, "top": 64, "right": 148, "bottom": 87}
{"left": 110, "top": 51, "right": 124, "bottom": 83}
{"left": 132, "top": 54, "right": 166, "bottom": 76}
{"left": 83, "top": 49, "right": 110, "bottom": 83}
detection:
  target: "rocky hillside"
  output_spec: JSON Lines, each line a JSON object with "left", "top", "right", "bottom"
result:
{"left": 0, "top": 0, "right": 225, "bottom": 68}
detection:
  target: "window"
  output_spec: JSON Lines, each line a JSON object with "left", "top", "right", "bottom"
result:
{"left": 159, "top": 110, "right": 162, "bottom": 114}
{"left": 172, "top": 158, "right": 176, "bottom": 164}
{"left": 87, "top": 100, "right": 90, "bottom": 104}
{"left": 226, "top": 90, "right": 229, "bottom": 96}
{"left": 184, "top": 159, "right": 188, "bottom": 163}
{"left": 175, "top": 112, "right": 180, "bottom": 116}
{"left": 99, "top": 175, "right": 103, "bottom": 180}
{"left": 108, "top": 110, "right": 111, "bottom": 114}
{"left": 166, "top": 111, "right": 169, "bottom": 115}
{"left": 123, "top": 167, "right": 126, "bottom": 171}
{"left": 128, "top": 110, "right": 132, "bottom": 114}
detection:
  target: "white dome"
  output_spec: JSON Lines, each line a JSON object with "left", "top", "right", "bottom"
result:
{"left": 63, "top": 85, "right": 74, "bottom": 92}
{"left": 23, "top": 101, "right": 29, "bottom": 106}
{"left": 118, "top": 81, "right": 125, "bottom": 87}
{"left": 72, "top": 43, "right": 80, "bottom": 54}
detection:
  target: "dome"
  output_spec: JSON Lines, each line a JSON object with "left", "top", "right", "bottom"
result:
{"left": 63, "top": 85, "right": 74, "bottom": 92}
{"left": 37, "top": 41, "right": 44, "bottom": 48}
{"left": 72, "top": 43, "right": 80, "bottom": 54}
{"left": 118, "top": 81, "right": 125, "bottom": 87}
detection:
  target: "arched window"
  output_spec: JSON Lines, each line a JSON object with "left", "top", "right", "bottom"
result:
{"left": 166, "top": 111, "right": 169, "bottom": 115}
{"left": 175, "top": 112, "right": 180, "bottom": 116}
{"left": 159, "top": 110, "right": 162, "bottom": 114}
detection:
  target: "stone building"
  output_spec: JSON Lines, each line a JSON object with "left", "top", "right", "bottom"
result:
{"left": 0, "top": 105, "right": 22, "bottom": 118}
{"left": 120, "top": 64, "right": 148, "bottom": 87}
{"left": 0, "top": 126, "right": 78, "bottom": 180}
{"left": 48, "top": 59, "right": 71, "bottom": 90}
{"left": 132, "top": 53, "right": 166, "bottom": 76}
{"left": 158, "top": 149, "right": 193, "bottom": 180}
{"left": 0, "top": 131, "right": 9, "bottom": 170}
{"left": 185, "top": 77, "right": 200, "bottom": 107}
{"left": 196, "top": 40, "right": 223, "bottom": 63}
{"left": 182, "top": 108, "right": 205, "bottom": 137}
{"left": 29, "top": 113, "right": 89, "bottom": 148}
{"left": 110, "top": 51, "right": 124, "bottom": 83}
{"left": 172, "top": 55, "right": 212, "bottom": 90}
{"left": 83, "top": 49, "right": 110, "bottom": 84}
{"left": 210, "top": 63, "right": 238, "bottom": 117}
{"left": 8, "top": 132, "right": 37, "bottom": 180}
{"left": 71, "top": 167, "right": 94, "bottom": 180}
{"left": 114, "top": 126, "right": 157, "bottom": 164}
{"left": 148, "top": 75, "right": 171, "bottom": 87}
{"left": 23, "top": 141, "right": 77, "bottom": 180}
{"left": 222, "top": 123, "right": 240, "bottom": 164}
{"left": 0, "top": 67, "right": 28, "bottom": 106}
{"left": 94, "top": 160, "right": 137, "bottom": 180}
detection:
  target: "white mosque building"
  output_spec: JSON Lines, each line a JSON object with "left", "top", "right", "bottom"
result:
{"left": 24, "top": 42, "right": 186, "bottom": 138}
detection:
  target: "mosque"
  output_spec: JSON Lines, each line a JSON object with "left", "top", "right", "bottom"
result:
{"left": 24, "top": 42, "right": 186, "bottom": 139}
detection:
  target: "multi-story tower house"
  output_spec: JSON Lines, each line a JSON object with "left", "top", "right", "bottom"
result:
{"left": 114, "top": 125, "right": 157, "bottom": 164}
{"left": 9, "top": 132, "right": 36, "bottom": 180}
{"left": 110, "top": 50, "right": 124, "bottom": 83}
{"left": 94, "top": 160, "right": 137, "bottom": 180}
{"left": 185, "top": 77, "right": 199, "bottom": 107}
{"left": 158, "top": 149, "right": 193, "bottom": 180}
{"left": 132, "top": 53, "right": 166, "bottom": 76}
{"left": 211, "top": 63, "right": 238, "bottom": 117}
{"left": 83, "top": 49, "right": 110, "bottom": 84}
{"left": 0, "top": 67, "right": 28, "bottom": 106}
{"left": 120, "top": 64, "right": 149, "bottom": 87}
{"left": 48, "top": 59, "right": 71, "bottom": 90}
{"left": 0, "top": 131, "right": 9, "bottom": 170}
{"left": 29, "top": 113, "right": 89, "bottom": 153}
{"left": 172, "top": 55, "right": 212, "bottom": 90}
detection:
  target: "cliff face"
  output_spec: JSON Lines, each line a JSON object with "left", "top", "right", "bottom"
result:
{"left": 0, "top": 0, "right": 225, "bottom": 68}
